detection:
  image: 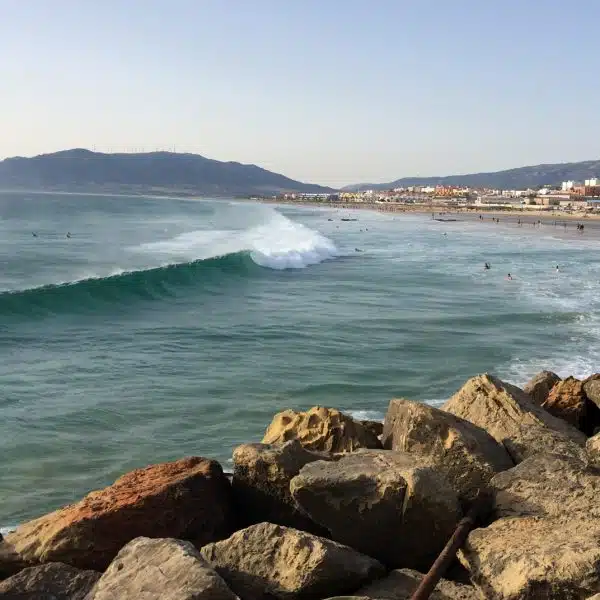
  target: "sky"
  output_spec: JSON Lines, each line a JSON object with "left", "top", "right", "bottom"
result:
{"left": 1, "top": 0, "right": 600, "bottom": 187}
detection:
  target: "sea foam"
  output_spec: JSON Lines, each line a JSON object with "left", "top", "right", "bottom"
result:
{"left": 137, "top": 207, "right": 338, "bottom": 270}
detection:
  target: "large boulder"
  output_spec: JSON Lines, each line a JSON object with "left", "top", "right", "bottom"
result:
{"left": 262, "top": 406, "right": 381, "bottom": 452}
{"left": 492, "top": 452, "right": 600, "bottom": 519}
{"left": 87, "top": 537, "right": 237, "bottom": 600}
{"left": 3, "top": 457, "right": 234, "bottom": 571}
{"left": 0, "top": 562, "right": 99, "bottom": 600}
{"left": 584, "top": 374, "right": 600, "bottom": 410}
{"left": 382, "top": 399, "right": 512, "bottom": 500}
{"left": 523, "top": 370, "right": 561, "bottom": 405}
{"left": 0, "top": 540, "right": 29, "bottom": 579}
{"left": 353, "top": 568, "right": 483, "bottom": 599}
{"left": 587, "top": 432, "right": 600, "bottom": 464}
{"left": 542, "top": 376, "right": 600, "bottom": 434}
{"left": 442, "top": 374, "right": 586, "bottom": 462}
{"left": 231, "top": 440, "right": 332, "bottom": 533}
{"left": 290, "top": 450, "right": 461, "bottom": 570}
{"left": 502, "top": 423, "right": 588, "bottom": 464}
{"left": 360, "top": 420, "right": 384, "bottom": 440}
{"left": 200, "top": 522, "right": 384, "bottom": 600}
{"left": 460, "top": 515, "right": 600, "bottom": 599}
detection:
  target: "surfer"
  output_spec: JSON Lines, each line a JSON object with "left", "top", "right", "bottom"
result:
{"left": 484, "top": 262, "right": 490, "bottom": 270}
{"left": 507, "top": 273, "right": 513, "bottom": 281}
{"left": 355, "top": 248, "right": 363, "bottom": 253}
{"left": 556, "top": 265, "right": 560, "bottom": 272}
{"left": 66, "top": 232, "right": 72, "bottom": 239}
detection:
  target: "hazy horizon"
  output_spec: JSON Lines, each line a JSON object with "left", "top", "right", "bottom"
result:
{"left": 3, "top": 0, "right": 600, "bottom": 187}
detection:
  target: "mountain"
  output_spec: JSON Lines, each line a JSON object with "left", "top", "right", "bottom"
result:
{"left": 344, "top": 159, "right": 600, "bottom": 191}
{"left": 0, "top": 149, "right": 336, "bottom": 196}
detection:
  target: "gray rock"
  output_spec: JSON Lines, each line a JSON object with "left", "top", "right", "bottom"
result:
{"left": 587, "top": 432, "right": 600, "bottom": 465}
{"left": 382, "top": 398, "right": 512, "bottom": 500}
{"left": 460, "top": 515, "right": 600, "bottom": 599}
{"left": 492, "top": 452, "right": 600, "bottom": 519}
{"left": 86, "top": 537, "right": 237, "bottom": 600}
{"left": 442, "top": 374, "right": 586, "bottom": 463}
{"left": 503, "top": 424, "right": 588, "bottom": 463}
{"left": 584, "top": 374, "right": 600, "bottom": 409}
{"left": 200, "top": 522, "right": 384, "bottom": 600}
{"left": 523, "top": 370, "right": 561, "bottom": 405}
{"left": 290, "top": 450, "right": 461, "bottom": 570}
{"left": 353, "top": 568, "right": 483, "bottom": 599}
{"left": 0, "top": 562, "right": 99, "bottom": 600}
{"left": 231, "top": 440, "right": 331, "bottom": 534}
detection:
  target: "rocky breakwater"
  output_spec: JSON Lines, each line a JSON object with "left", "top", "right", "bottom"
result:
{"left": 2, "top": 372, "right": 600, "bottom": 599}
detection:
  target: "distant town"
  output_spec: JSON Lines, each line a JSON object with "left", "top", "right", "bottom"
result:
{"left": 262, "top": 177, "right": 600, "bottom": 212}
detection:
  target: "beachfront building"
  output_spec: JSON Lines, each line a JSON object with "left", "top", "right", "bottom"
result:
{"left": 562, "top": 181, "right": 575, "bottom": 191}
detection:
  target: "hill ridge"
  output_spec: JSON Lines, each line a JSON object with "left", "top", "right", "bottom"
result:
{"left": 0, "top": 149, "right": 335, "bottom": 197}
{"left": 344, "top": 159, "right": 600, "bottom": 191}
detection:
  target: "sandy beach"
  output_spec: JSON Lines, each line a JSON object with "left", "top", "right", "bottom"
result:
{"left": 256, "top": 198, "right": 600, "bottom": 235}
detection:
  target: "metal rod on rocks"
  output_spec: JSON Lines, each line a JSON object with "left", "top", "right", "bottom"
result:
{"left": 409, "top": 491, "right": 492, "bottom": 600}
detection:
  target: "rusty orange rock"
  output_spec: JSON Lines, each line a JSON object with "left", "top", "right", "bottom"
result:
{"left": 3, "top": 457, "right": 234, "bottom": 572}
{"left": 541, "top": 376, "right": 600, "bottom": 434}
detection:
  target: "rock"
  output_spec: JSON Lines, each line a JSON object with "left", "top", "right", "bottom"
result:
{"left": 541, "top": 376, "right": 599, "bottom": 434}
{"left": 290, "top": 450, "right": 461, "bottom": 570}
{"left": 354, "top": 568, "right": 483, "bottom": 599}
{"left": 0, "top": 562, "right": 99, "bottom": 600}
{"left": 587, "top": 432, "right": 600, "bottom": 464}
{"left": 460, "top": 515, "right": 600, "bottom": 599}
{"left": 232, "top": 440, "right": 332, "bottom": 533}
{"left": 0, "top": 540, "right": 30, "bottom": 580}
{"left": 382, "top": 399, "right": 512, "bottom": 500}
{"left": 360, "top": 420, "right": 384, "bottom": 440}
{"left": 492, "top": 452, "right": 600, "bottom": 519}
{"left": 262, "top": 406, "right": 382, "bottom": 453}
{"left": 4, "top": 457, "right": 234, "bottom": 571}
{"left": 523, "top": 370, "right": 561, "bottom": 405}
{"left": 442, "top": 374, "right": 586, "bottom": 462}
{"left": 502, "top": 423, "right": 588, "bottom": 463}
{"left": 200, "top": 522, "right": 384, "bottom": 600}
{"left": 584, "top": 374, "right": 600, "bottom": 407}
{"left": 86, "top": 537, "right": 237, "bottom": 600}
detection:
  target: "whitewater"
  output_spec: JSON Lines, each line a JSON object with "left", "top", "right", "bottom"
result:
{"left": 2, "top": 191, "right": 600, "bottom": 526}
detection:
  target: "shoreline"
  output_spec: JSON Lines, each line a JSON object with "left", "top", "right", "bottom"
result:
{"left": 257, "top": 198, "right": 600, "bottom": 223}
{"left": 1, "top": 370, "right": 599, "bottom": 599}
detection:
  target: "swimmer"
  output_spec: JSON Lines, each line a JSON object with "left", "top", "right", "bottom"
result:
{"left": 66, "top": 232, "right": 72, "bottom": 238}
{"left": 32, "top": 232, "right": 37, "bottom": 237}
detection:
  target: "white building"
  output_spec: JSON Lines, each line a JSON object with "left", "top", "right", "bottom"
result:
{"left": 585, "top": 178, "right": 600, "bottom": 186}
{"left": 562, "top": 181, "right": 575, "bottom": 191}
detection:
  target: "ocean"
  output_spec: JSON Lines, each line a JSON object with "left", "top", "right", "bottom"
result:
{"left": 1, "top": 191, "right": 599, "bottom": 529}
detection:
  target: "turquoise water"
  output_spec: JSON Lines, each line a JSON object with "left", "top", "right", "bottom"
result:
{"left": 2, "top": 192, "right": 599, "bottom": 528}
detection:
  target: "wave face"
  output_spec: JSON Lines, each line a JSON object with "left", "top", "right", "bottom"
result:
{"left": 0, "top": 207, "right": 338, "bottom": 317}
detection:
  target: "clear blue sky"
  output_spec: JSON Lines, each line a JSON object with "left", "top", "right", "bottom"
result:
{"left": 2, "top": 0, "right": 599, "bottom": 187}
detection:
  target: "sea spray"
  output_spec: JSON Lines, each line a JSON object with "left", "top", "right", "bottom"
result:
{"left": 137, "top": 206, "right": 338, "bottom": 270}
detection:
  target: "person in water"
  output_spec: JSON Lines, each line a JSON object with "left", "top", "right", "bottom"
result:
{"left": 32, "top": 232, "right": 37, "bottom": 237}
{"left": 484, "top": 262, "right": 490, "bottom": 270}
{"left": 66, "top": 232, "right": 72, "bottom": 238}
{"left": 556, "top": 265, "right": 560, "bottom": 272}
{"left": 507, "top": 273, "right": 513, "bottom": 280}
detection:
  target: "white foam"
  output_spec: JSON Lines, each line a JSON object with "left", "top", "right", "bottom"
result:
{"left": 346, "top": 409, "right": 385, "bottom": 422}
{"left": 0, "top": 525, "right": 16, "bottom": 535}
{"left": 136, "top": 207, "right": 338, "bottom": 270}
